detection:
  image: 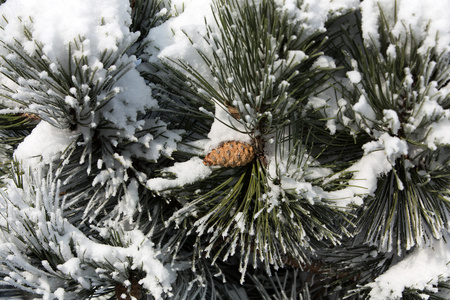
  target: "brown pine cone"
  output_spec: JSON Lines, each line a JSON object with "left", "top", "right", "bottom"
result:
{"left": 203, "top": 141, "right": 254, "bottom": 167}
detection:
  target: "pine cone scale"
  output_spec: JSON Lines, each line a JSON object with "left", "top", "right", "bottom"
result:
{"left": 203, "top": 141, "right": 254, "bottom": 167}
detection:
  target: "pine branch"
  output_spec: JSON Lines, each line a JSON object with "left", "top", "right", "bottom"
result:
{"left": 334, "top": 6, "right": 450, "bottom": 256}
{"left": 0, "top": 34, "right": 135, "bottom": 130}
{"left": 0, "top": 164, "right": 177, "bottom": 299}
{"left": 0, "top": 113, "right": 37, "bottom": 181}
{"left": 140, "top": 0, "right": 362, "bottom": 286}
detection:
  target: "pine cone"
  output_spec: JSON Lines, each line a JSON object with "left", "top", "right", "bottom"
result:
{"left": 226, "top": 105, "right": 241, "bottom": 119}
{"left": 203, "top": 141, "right": 254, "bottom": 167}
{"left": 115, "top": 276, "right": 142, "bottom": 300}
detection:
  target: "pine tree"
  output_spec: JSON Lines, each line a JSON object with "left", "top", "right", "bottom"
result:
{"left": 0, "top": 0, "right": 449, "bottom": 299}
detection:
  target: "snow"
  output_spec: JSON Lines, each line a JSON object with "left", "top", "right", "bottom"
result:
{"left": 0, "top": 0, "right": 153, "bottom": 144}
{"left": 346, "top": 70, "right": 362, "bottom": 84}
{"left": 0, "top": 0, "right": 184, "bottom": 201}
{"left": 307, "top": 82, "right": 349, "bottom": 135}
{"left": 321, "top": 149, "right": 390, "bottom": 206}
{"left": 262, "top": 125, "right": 403, "bottom": 209}
{"left": 383, "top": 109, "right": 401, "bottom": 135}
{"left": 360, "top": 0, "right": 450, "bottom": 54}
{"left": 312, "top": 55, "right": 337, "bottom": 69}
{"left": 386, "top": 44, "right": 397, "bottom": 59}
{"left": 314, "top": 132, "right": 409, "bottom": 206}
{"left": 274, "top": 0, "right": 359, "bottom": 37}
{"left": 234, "top": 212, "right": 246, "bottom": 233}
{"left": 146, "top": 157, "right": 212, "bottom": 192}
{"left": 116, "top": 179, "right": 140, "bottom": 223}
{"left": 101, "top": 67, "right": 158, "bottom": 140}
{"left": 367, "top": 235, "right": 450, "bottom": 300}
{"left": 353, "top": 95, "right": 376, "bottom": 121}
{"left": 144, "top": 0, "right": 214, "bottom": 70}
{"left": 0, "top": 172, "right": 177, "bottom": 299}
{"left": 0, "top": 0, "right": 136, "bottom": 62}
{"left": 54, "top": 288, "right": 65, "bottom": 300}
{"left": 366, "top": 133, "right": 408, "bottom": 164}
{"left": 57, "top": 257, "right": 81, "bottom": 277}
{"left": 14, "top": 121, "right": 77, "bottom": 168}
{"left": 206, "top": 103, "right": 253, "bottom": 150}
{"left": 264, "top": 136, "right": 332, "bottom": 208}
{"left": 0, "top": 0, "right": 449, "bottom": 298}
{"left": 426, "top": 117, "right": 450, "bottom": 149}
{"left": 286, "top": 50, "right": 308, "bottom": 65}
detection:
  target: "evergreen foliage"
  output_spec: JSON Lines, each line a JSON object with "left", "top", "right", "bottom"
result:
{"left": 0, "top": 0, "right": 449, "bottom": 299}
{"left": 150, "top": 0, "right": 355, "bottom": 283}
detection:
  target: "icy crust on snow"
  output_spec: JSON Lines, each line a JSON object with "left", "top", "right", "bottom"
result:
{"left": 0, "top": 174, "right": 176, "bottom": 299}
{"left": 360, "top": 0, "right": 450, "bottom": 54}
{"left": 367, "top": 234, "right": 450, "bottom": 300}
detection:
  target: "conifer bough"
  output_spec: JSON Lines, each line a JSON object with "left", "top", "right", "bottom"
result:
{"left": 0, "top": 0, "right": 449, "bottom": 299}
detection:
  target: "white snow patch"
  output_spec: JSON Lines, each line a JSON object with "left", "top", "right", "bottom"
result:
{"left": 146, "top": 157, "right": 212, "bottom": 191}
{"left": 367, "top": 236, "right": 450, "bottom": 300}
{"left": 386, "top": 44, "right": 397, "bottom": 58}
{"left": 286, "top": 50, "right": 308, "bottom": 64}
{"left": 361, "top": 0, "right": 450, "bottom": 54}
{"left": 312, "top": 55, "right": 336, "bottom": 69}
{"left": 340, "top": 150, "right": 391, "bottom": 198}
{"left": 363, "top": 133, "right": 408, "bottom": 164}
{"left": 346, "top": 70, "right": 362, "bottom": 84}
{"left": 353, "top": 95, "right": 376, "bottom": 121}
{"left": 274, "top": 0, "right": 359, "bottom": 37}
{"left": 383, "top": 109, "right": 401, "bottom": 135}
{"left": 101, "top": 67, "right": 158, "bottom": 140}
{"left": 144, "top": 0, "right": 214, "bottom": 71}
{"left": 425, "top": 116, "right": 450, "bottom": 150}
{"left": 323, "top": 133, "right": 407, "bottom": 205}
{"left": 14, "top": 121, "right": 76, "bottom": 168}
{"left": 205, "top": 103, "right": 253, "bottom": 151}
{"left": 116, "top": 179, "right": 140, "bottom": 223}
{"left": 0, "top": 0, "right": 137, "bottom": 62}
{"left": 57, "top": 257, "right": 81, "bottom": 277}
